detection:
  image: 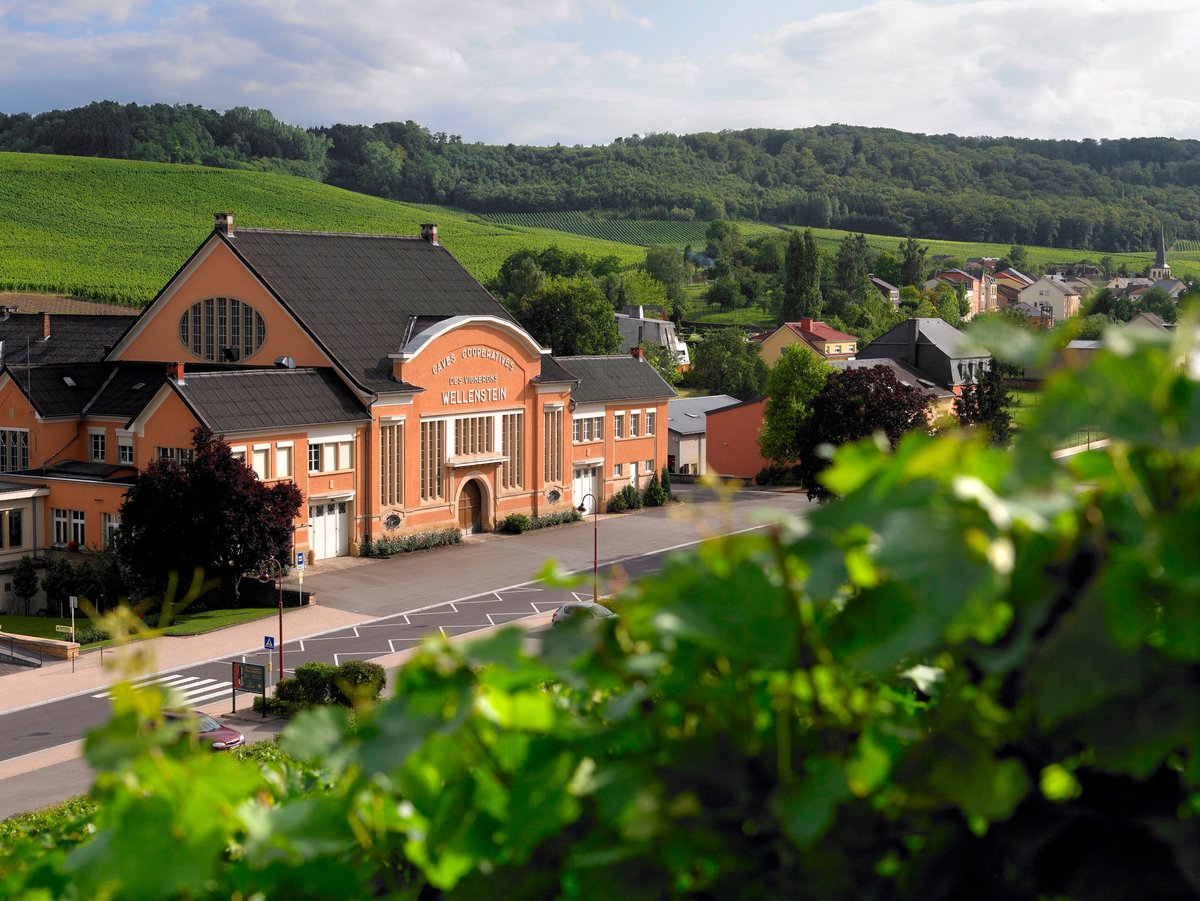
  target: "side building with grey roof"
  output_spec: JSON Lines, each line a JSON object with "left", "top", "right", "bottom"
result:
{"left": 667, "top": 394, "right": 739, "bottom": 475}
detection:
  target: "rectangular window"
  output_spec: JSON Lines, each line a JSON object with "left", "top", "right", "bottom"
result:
{"left": 0, "top": 429, "right": 29, "bottom": 472}
{"left": 53, "top": 508, "right": 85, "bottom": 546}
{"left": 420, "top": 419, "right": 446, "bottom": 501}
{"left": 102, "top": 512, "right": 118, "bottom": 548}
{"left": 630, "top": 412, "right": 640, "bottom": 438}
{"left": 645, "top": 411, "right": 656, "bottom": 436}
{"left": 501, "top": 412, "right": 524, "bottom": 490}
{"left": 231, "top": 447, "right": 247, "bottom": 464}
{"left": 380, "top": 422, "right": 404, "bottom": 506}
{"left": 90, "top": 431, "right": 106, "bottom": 463}
{"left": 156, "top": 446, "right": 193, "bottom": 463}
{"left": 309, "top": 440, "right": 353, "bottom": 473}
{"left": 252, "top": 446, "right": 270, "bottom": 480}
{"left": 6, "top": 509, "right": 23, "bottom": 549}
{"left": 573, "top": 415, "right": 603, "bottom": 444}
{"left": 614, "top": 463, "right": 623, "bottom": 477}
{"left": 613, "top": 413, "right": 625, "bottom": 440}
{"left": 118, "top": 436, "right": 134, "bottom": 465}
{"left": 543, "top": 408, "right": 564, "bottom": 484}
{"left": 276, "top": 444, "right": 293, "bottom": 479}
{"left": 455, "top": 415, "right": 494, "bottom": 456}
{"left": 645, "top": 459, "right": 654, "bottom": 472}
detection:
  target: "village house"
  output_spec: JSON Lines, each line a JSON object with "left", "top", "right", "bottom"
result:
{"left": 0, "top": 215, "right": 673, "bottom": 608}
{"left": 1019, "top": 275, "right": 1082, "bottom": 321}
{"left": 856, "top": 317, "right": 992, "bottom": 395}
{"left": 757, "top": 319, "right": 859, "bottom": 366}
{"left": 666, "top": 394, "right": 739, "bottom": 475}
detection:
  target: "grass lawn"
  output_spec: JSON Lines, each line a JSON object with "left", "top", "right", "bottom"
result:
{"left": 0, "top": 608, "right": 274, "bottom": 644}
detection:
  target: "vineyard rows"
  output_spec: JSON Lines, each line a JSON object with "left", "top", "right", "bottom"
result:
{"left": 479, "top": 212, "right": 712, "bottom": 246}
{"left": 0, "top": 153, "right": 645, "bottom": 304}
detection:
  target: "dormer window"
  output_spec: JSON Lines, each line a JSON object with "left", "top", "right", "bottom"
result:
{"left": 179, "top": 297, "right": 266, "bottom": 362}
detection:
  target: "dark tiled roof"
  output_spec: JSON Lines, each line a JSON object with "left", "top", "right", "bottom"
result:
{"left": 222, "top": 229, "right": 516, "bottom": 395}
{"left": 6, "top": 362, "right": 113, "bottom": 417}
{"left": 864, "top": 318, "right": 984, "bottom": 362}
{"left": 534, "top": 354, "right": 578, "bottom": 385}
{"left": 174, "top": 367, "right": 370, "bottom": 434}
{"left": 12, "top": 460, "right": 137, "bottom": 484}
{"left": 0, "top": 314, "right": 135, "bottom": 365}
{"left": 0, "top": 479, "right": 44, "bottom": 494}
{"left": 87, "top": 363, "right": 173, "bottom": 419}
{"left": 555, "top": 355, "right": 676, "bottom": 404}
{"left": 831, "top": 358, "right": 955, "bottom": 400}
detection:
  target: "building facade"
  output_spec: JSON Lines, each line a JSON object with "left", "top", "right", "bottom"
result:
{"left": 0, "top": 216, "right": 671, "bottom": 607}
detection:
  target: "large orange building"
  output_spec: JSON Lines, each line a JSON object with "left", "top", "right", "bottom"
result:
{"left": 0, "top": 215, "right": 672, "bottom": 608}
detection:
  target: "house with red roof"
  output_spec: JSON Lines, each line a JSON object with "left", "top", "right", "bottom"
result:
{"left": 757, "top": 319, "right": 858, "bottom": 366}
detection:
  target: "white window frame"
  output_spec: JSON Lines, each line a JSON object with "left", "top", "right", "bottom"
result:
{"left": 252, "top": 444, "right": 270, "bottom": 480}
{"left": 117, "top": 433, "right": 134, "bottom": 465}
{"left": 613, "top": 412, "right": 625, "bottom": 439}
{"left": 89, "top": 428, "right": 106, "bottom": 463}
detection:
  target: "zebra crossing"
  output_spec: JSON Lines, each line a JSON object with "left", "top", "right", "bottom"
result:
{"left": 92, "top": 672, "right": 235, "bottom": 707}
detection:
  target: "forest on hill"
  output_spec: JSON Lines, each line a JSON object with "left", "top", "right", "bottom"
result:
{"left": 5, "top": 100, "right": 1200, "bottom": 252}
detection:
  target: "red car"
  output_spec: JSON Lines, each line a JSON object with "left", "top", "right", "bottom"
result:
{"left": 164, "top": 710, "right": 246, "bottom": 751}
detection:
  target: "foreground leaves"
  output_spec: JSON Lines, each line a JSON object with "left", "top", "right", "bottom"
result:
{"left": 4, "top": 323, "right": 1200, "bottom": 898}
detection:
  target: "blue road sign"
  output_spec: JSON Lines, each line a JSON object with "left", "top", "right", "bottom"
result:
{"left": 296, "top": 551, "right": 305, "bottom": 567}
{"left": 264, "top": 635, "right": 275, "bottom": 650}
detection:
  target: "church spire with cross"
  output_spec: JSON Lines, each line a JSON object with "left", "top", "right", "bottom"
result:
{"left": 1149, "top": 225, "right": 1171, "bottom": 280}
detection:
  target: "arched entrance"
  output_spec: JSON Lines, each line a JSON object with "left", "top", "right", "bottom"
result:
{"left": 457, "top": 479, "right": 483, "bottom": 533}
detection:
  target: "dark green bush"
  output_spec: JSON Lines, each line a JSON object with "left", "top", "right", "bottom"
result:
{"left": 606, "top": 492, "right": 627, "bottom": 513}
{"left": 273, "top": 676, "right": 306, "bottom": 706}
{"left": 333, "top": 660, "right": 386, "bottom": 706}
{"left": 608, "top": 484, "right": 643, "bottom": 513}
{"left": 294, "top": 661, "right": 337, "bottom": 705}
{"left": 75, "top": 626, "right": 111, "bottom": 644}
{"left": 643, "top": 471, "right": 667, "bottom": 507}
{"left": 500, "top": 513, "right": 532, "bottom": 534}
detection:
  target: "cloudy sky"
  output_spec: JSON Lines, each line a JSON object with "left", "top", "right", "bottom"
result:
{"left": 2, "top": 0, "right": 1198, "bottom": 146}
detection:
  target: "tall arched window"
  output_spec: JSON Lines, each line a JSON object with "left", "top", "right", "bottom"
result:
{"left": 179, "top": 297, "right": 266, "bottom": 362}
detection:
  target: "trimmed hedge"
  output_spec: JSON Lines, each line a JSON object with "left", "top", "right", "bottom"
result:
{"left": 255, "top": 659, "right": 387, "bottom": 717}
{"left": 499, "top": 509, "right": 583, "bottom": 533}
{"left": 361, "top": 528, "right": 463, "bottom": 557}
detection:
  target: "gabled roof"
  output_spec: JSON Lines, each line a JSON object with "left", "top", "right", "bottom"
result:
{"left": 4, "top": 362, "right": 114, "bottom": 418}
{"left": 214, "top": 228, "right": 519, "bottom": 395}
{"left": 869, "top": 276, "right": 899, "bottom": 292}
{"left": 171, "top": 367, "right": 370, "bottom": 435}
{"left": 555, "top": 355, "right": 676, "bottom": 404}
{"left": 993, "top": 267, "right": 1034, "bottom": 286}
{"left": 667, "top": 394, "right": 740, "bottom": 435}
{"left": 0, "top": 313, "right": 135, "bottom": 366}
{"left": 863, "top": 317, "right": 987, "bottom": 362}
{"left": 782, "top": 320, "right": 858, "bottom": 344}
{"left": 831, "top": 358, "right": 955, "bottom": 401}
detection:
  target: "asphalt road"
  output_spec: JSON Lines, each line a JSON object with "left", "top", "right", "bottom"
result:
{"left": 0, "top": 486, "right": 814, "bottom": 817}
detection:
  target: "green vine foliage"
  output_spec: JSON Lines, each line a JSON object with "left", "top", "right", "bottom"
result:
{"left": 5, "top": 322, "right": 1200, "bottom": 898}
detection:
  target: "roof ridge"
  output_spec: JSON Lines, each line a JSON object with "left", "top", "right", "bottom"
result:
{"left": 234, "top": 228, "right": 424, "bottom": 240}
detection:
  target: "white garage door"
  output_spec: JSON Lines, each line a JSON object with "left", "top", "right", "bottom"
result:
{"left": 573, "top": 466, "right": 599, "bottom": 513}
{"left": 310, "top": 500, "right": 349, "bottom": 560}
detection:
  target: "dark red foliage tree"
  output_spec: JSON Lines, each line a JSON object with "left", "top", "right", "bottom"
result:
{"left": 117, "top": 426, "right": 303, "bottom": 608}
{"left": 797, "top": 365, "right": 932, "bottom": 501}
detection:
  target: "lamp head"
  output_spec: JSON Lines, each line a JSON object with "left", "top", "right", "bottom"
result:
{"left": 577, "top": 502, "right": 587, "bottom": 513}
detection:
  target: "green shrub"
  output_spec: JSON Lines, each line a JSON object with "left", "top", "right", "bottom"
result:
{"left": 529, "top": 509, "right": 582, "bottom": 529}
{"left": 660, "top": 465, "right": 672, "bottom": 498}
{"left": 333, "top": 660, "right": 387, "bottom": 707}
{"left": 75, "top": 626, "right": 111, "bottom": 644}
{"left": 252, "top": 694, "right": 302, "bottom": 717}
{"left": 500, "top": 513, "right": 532, "bottom": 534}
{"left": 606, "top": 492, "right": 627, "bottom": 513}
{"left": 273, "top": 676, "right": 306, "bottom": 706}
{"left": 363, "top": 528, "right": 463, "bottom": 557}
{"left": 607, "top": 484, "right": 642, "bottom": 513}
{"left": 294, "top": 661, "right": 337, "bottom": 705}
{"left": 643, "top": 471, "right": 667, "bottom": 507}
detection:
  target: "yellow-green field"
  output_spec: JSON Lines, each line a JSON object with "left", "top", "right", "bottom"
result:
{"left": 0, "top": 153, "right": 646, "bottom": 304}
{"left": 2, "top": 151, "right": 1193, "bottom": 307}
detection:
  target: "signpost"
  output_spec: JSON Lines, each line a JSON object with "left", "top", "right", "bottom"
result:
{"left": 231, "top": 661, "right": 267, "bottom": 717}
{"left": 264, "top": 635, "right": 275, "bottom": 650}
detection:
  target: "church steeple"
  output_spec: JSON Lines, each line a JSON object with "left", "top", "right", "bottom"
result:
{"left": 1149, "top": 225, "right": 1172, "bottom": 280}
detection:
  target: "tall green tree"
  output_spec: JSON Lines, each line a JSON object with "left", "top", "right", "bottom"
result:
{"left": 898, "top": 236, "right": 928, "bottom": 287}
{"left": 12, "top": 555, "right": 39, "bottom": 615}
{"left": 955, "top": 364, "right": 1014, "bottom": 445}
{"left": 835, "top": 232, "right": 872, "bottom": 300}
{"left": 759, "top": 345, "right": 831, "bottom": 462}
{"left": 117, "top": 427, "right": 303, "bottom": 608}
{"left": 514, "top": 276, "right": 621, "bottom": 356}
{"left": 688, "top": 328, "right": 768, "bottom": 400}
{"left": 644, "top": 245, "right": 688, "bottom": 317}
{"left": 781, "top": 229, "right": 822, "bottom": 321}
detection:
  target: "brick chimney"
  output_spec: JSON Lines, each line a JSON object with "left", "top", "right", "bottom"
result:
{"left": 631, "top": 346, "right": 645, "bottom": 362}
{"left": 800, "top": 317, "right": 814, "bottom": 332}
{"left": 41, "top": 312, "right": 51, "bottom": 340}
{"left": 420, "top": 223, "right": 439, "bottom": 245}
{"left": 169, "top": 361, "right": 186, "bottom": 385}
{"left": 214, "top": 212, "right": 234, "bottom": 236}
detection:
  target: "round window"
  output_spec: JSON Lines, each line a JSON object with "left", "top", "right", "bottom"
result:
{"left": 178, "top": 297, "right": 266, "bottom": 362}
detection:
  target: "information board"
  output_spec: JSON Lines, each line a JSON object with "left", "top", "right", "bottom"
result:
{"left": 231, "top": 661, "right": 267, "bottom": 716}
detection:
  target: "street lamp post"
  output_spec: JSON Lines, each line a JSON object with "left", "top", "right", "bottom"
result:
{"left": 258, "top": 558, "right": 284, "bottom": 677}
{"left": 576, "top": 494, "right": 598, "bottom": 601}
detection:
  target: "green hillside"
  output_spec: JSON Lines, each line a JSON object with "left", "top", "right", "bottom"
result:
{"left": 0, "top": 152, "right": 647, "bottom": 305}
